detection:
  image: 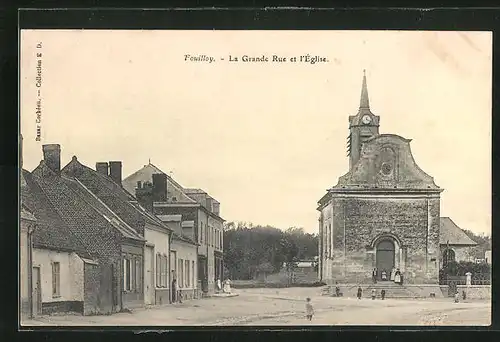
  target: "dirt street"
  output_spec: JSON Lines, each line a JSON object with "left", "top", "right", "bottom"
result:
{"left": 21, "top": 287, "right": 491, "bottom": 327}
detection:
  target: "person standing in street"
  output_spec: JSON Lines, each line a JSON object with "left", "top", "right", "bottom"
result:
{"left": 305, "top": 297, "right": 314, "bottom": 321}
{"left": 171, "top": 271, "right": 177, "bottom": 303}
{"left": 371, "top": 288, "right": 376, "bottom": 300}
{"left": 357, "top": 286, "right": 363, "bottom": 300}
{"left": 381, "top": 289, "right": 386, "bottom": 300}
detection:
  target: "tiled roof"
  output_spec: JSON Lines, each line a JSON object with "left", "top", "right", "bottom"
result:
{"left": 439, "top": 217, "right": 478, "bottom": 246}
{"left": 155, "top": 216, "right": 197, "bottom": 246}
{"left": 172, "top": 232, "right": 198, "bottom": 246}
{"left": 62, "top": 159, "right": 171, "bottom": 234}
{"left": 31, "top": 161, "right": 144, "bottom": 259}
{"left": 63, "top": 177, "right": 144, "bottom": 240}
{"left": 21, "top": 206, "right": 36, "bottom": 221}
{"left": 21, "top": 169, "right": 92, "bottom": 257}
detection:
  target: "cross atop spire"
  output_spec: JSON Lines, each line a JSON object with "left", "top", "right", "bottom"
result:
{"left": 359, "top": 70, "right": 370, "bottom": 109}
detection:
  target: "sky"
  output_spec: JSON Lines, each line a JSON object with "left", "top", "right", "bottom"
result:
{"left": 20, "top": 30, "right": 492, "bottom": 235}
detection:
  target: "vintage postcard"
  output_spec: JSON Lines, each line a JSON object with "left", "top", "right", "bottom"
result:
{"left": 19, "top": 29, "right": 491, "bottom": 327}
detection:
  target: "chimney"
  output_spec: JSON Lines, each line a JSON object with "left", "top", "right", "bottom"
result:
{"left": 206, "top": 197, "right": 213, "bottom": 212}
{"left": 96, "top": 162, "right": 109, "bottom": 176}
{"left": 109, "top": 161, "right": 122, "bottom": 185}
{"left": 135, "top": 181, "right": 153, "bottom": 212}
{"left": 19, "top": 134, "right": 23, "bottom": 169}
{"left": 213, "top": 202, "right": 220, "bottom": 216}
{"left": 42, "top": 144, "right": 61, "bottom": 174}
{"left": 152, "top": 173, "right": 168, "bottom": 202}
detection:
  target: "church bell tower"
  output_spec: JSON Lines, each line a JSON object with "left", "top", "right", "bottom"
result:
{"left": 347, "top": 71, "right": 380, "bottom": 170}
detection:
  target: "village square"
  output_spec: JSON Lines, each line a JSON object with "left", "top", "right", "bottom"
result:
{"left": 19, "top": 71, "right": 491, "bottom": 327}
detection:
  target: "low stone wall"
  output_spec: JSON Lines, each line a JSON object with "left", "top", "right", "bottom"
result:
{"left": 457, "top": 285, "right": 491, "bottom": 300}
{"left": 42, "top": 301, "right": 84, "bottom": 315}
{"left": 178, "top": 288, "right": 198, "bottom": 301}
{"left": 155, "top": 288, "right": 170, "bottom": 305}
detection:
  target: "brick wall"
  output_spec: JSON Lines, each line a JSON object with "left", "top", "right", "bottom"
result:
{"left": 83, "top": 262, "right": 101, "bottom": 315}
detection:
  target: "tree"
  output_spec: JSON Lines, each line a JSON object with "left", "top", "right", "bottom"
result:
{"left": 222, "top": 221, "right": 318, "bottom": 280}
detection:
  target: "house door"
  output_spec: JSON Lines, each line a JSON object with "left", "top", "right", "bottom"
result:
{"left": 32, "top": 266, "right": 41, "bottom": 316}
{"left": 144, "top": 246, "right": 155, "bottom": 305}
{"left": 376, "top": 240, "right": 395, "bottom": 279}
{"left": 198, "top": 257, "right": 208, "bottom": 292}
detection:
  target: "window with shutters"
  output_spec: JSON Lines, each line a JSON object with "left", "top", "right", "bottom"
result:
{"left": 131, "top": 257, "right": 136, "bottom": 291}
{"left": 164, "top": 254, "right": 169, "bottom": 288}
{"left": 123, "top": 257, "right": 131, "bottom": 291}
{"left": 185, "top": 260, "right": 190, "bottom": 287}
{"left": 135, "top": 256, "right": 142, "bottom": 292}
{"left": 161, "top": 254, "right": 167, "bottom": 287}
{"left": 178, "top": 259, "right": 183, "bottom": 288}
{"left": 129, "top": 258, "right": 133, "bottom": 291}
{"left": 192, "top": 260, "right": 195, "bottom": 286}
{"left": 52, "top": 262, "right": 60, "bottom": 297}
{"left": 156, "top": 253, "right": 161, "bottom": 287}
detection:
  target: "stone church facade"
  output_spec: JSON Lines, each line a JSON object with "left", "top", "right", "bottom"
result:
{"left": 317, "top": 72, "right": 444, "bottom": 285}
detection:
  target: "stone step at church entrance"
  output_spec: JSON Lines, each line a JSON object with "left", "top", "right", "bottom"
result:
{"left": 322, "top": 282, "right": 444, "bottom": 299}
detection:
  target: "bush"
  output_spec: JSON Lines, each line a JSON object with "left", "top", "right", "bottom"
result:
{"left": 440, "top": 261, "right": 491, "bottom": 284}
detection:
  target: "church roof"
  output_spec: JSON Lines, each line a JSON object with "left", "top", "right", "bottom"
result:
{"left": 439, "top": 217, "right": 478, "bottom": 246}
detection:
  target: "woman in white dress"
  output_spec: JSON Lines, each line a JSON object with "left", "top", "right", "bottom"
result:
{"left": 223, "top": 278, "right": 232, "bottom": 293}
{"left": 390, "top": 267, "right": 396, "bottom": 281}
{"left": 394, "top": 269, "right": 401, "bottom": 284}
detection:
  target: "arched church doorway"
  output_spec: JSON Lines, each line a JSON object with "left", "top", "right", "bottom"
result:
{"left": 376, "top": 239, "right": 395, "bottom": 280}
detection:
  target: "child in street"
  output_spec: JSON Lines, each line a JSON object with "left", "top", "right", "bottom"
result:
{"left": 371, "top": 288, "right": 376, "bottom": 300}
{"left": 454, "top": 290, "right": 460, "bottom": 303}
{"left": 305, "top": 297, "right": 314, "bottom": 321}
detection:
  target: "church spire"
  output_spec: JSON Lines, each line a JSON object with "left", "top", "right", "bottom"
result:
{"left": 359, "top": 69, "right": 370, "bottom": 109}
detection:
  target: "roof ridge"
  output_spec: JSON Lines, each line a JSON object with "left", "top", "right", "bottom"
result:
{"left": 69, "top": 177, "right": 143, "bottom": 240}
{"left": 68, "top": 162, "right": 170, "bottom": 233}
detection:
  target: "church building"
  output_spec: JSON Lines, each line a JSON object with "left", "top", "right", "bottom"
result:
{"left": 317, "top": 72, "right": 476, "bottom": 285}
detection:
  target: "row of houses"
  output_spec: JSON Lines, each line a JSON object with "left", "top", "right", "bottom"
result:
{"left": 20, "top": 138, "right": 225, "bottom": 319}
